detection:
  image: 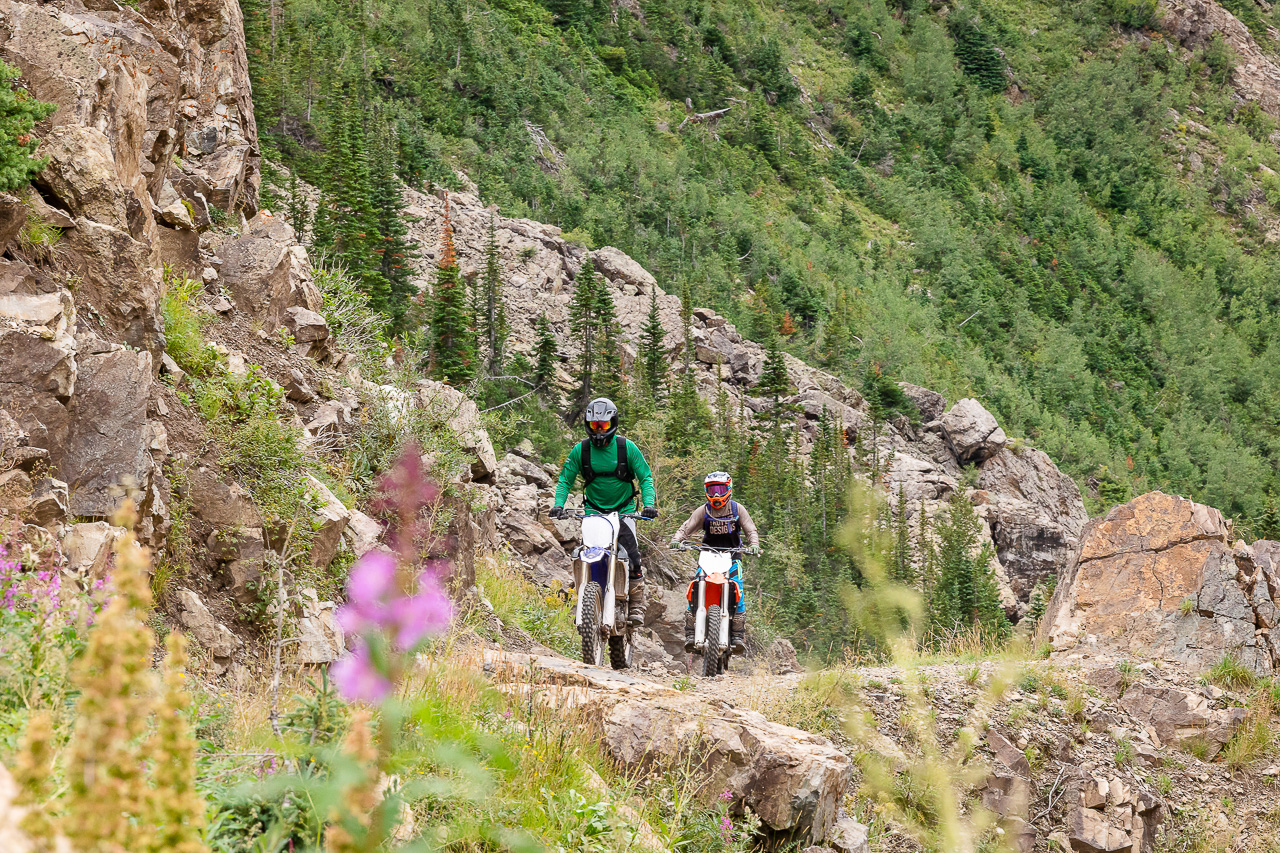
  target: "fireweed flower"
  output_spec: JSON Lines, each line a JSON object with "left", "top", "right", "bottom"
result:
{"left": 330, "top": 450, "right": 454, "bottom": 703}
{"left": 331, "top": 639, "right": 394, "bottom": 703}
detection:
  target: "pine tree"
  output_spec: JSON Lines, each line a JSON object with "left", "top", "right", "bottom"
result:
{"left": 314, "top": 88, "right": 388, "bottom": 309}
{"left": 593, "top": 281, "right": 626, "bottom": 405}
{"left": 476, "top": 215, "right": 509, "bottom": 377}
{"left": 430, "top": 196, "right": 476, "bottom": 383}
{"left": 569, "top": 263, "right": 603, "bottom": 406}
{"left": 286, "top": 171, "right": 310, "bottom": 242}
{"left": 926, "top": 495, "right": 1010, "bottom": 645}
{"left": 758, "top": 332, "right": 791, "bottom": 431}
{"left": 664, "top": 281, "right": 711, "bottom": 452}
{"left": 637, "top": 287, "right": 668, "bottom": 402}
{"left": 0, "top": 66, "right": 54, "bottom": 192}
{"left": 534, "top": 312, "right": 560, "bottom": 402}
{"left": 369, "top": 121, "right": 417, "bottom": 329}
{"left": 888, "top": 484, "right": 914, "bottom": 585}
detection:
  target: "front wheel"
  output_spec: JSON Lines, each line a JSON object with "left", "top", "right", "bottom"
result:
{"left": 702, "top": 605, "right": 722, "bottom": 677}
{"left": 608, "top": 627, "right": 633, "bottom": 670}
{"left": 579, "top": 582, "right": 604, "bottom": 667}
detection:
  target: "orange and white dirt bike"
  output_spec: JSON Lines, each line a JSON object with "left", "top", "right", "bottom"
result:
{"left": 569, "top": 510, "right": 650, "bottom": 670}
{"left": 677, "top": 543, "right": 747, "bottom": 677}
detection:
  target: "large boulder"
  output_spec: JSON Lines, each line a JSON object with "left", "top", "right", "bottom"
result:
{"left": 0, "top": 293, "right": 77, "bottom": 453}
{"left": 175, "top": 588, "right": 241, "bottom": 674}
{"left": 941, "top": 398, "right": 1007, "bottom": 464}
{"left": 419, "top": 380, "right": 498, "bottom": 481}
{"left": 54, "top": 348, "right": 155, "bottom": 519}
{"left": 61, "top": 220, "right": 164, "bottom": 354}
{"left": 1043, "top": 492, "right": 1279, "bottom": 673}
{"left": 975, "top": 446, "right": 1089, "bottom": 602}
{"left": 303, "top": 474, "right": 351, "bottom": 570}
{"left": 486, "top": 651, "right": 852, "bottom": 845}
{"left": 218, "top": 213, "right": 322, "bottom": 329}
{"left": 36, "top": 126, "right": 132, "bottom": 233}
{"left": 591, "top": 246, "right": 657, "bottom": 292}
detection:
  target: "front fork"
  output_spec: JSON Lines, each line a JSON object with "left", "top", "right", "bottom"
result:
{"left": 693, "top": 577, "right": 707, "bottom": 647}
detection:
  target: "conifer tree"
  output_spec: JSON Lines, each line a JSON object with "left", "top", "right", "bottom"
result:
{"left": 926, "top": 495, "right": 1010, "bottom": 644}
{"left": 476, "top": 215, "right": 509, "bottom": 377}
{"left": 313, "top": 88, "right": 388, "bottom": 309}
{"left": 430, "top": 196, "right": 476, "bottom": 383}
{"left": 888, "top": 484, "right": 914, "bottom": 585}
{"left": 593, "top": 280, "right": 625, "bottom": 405}
{"left": 664, "top": 281, "right": 711, "bottom": 452}
{"left": 758, "top": 332, "right": 791, "bottom": 431}
{"left": 286, "top": 171, "right": 310, "bottom": 242}
{"left": 369, "top": 121, "right": 417, "bottom": 329}
{"left": 569, "top": 263, "right": 603, "bottom": 406}
{"left": 637, "top": 287, "right": 668, "bottom": 402}
{"left": 533, "top": 312, "right": 560, "bottom": 403}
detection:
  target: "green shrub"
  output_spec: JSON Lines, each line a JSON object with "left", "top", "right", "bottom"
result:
{"left": 0, "top": 62, "right": 56, "bottom": 191}
{"left": 161, "top": 269, "right": 221, "bottom": 378}
{"left": 1102, "top": 0, "right": 1159, "bottom": 28}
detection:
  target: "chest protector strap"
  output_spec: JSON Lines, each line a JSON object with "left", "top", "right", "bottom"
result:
{"left": 703, "top": 501, "right": 741, "bottom": 542}
{"left": 581, "top": 435, "right": 633, "bottom": 485}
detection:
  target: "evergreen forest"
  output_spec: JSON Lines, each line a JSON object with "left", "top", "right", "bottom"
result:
{"left": 244, "top": 0, "right": 1280, "bottom": 643}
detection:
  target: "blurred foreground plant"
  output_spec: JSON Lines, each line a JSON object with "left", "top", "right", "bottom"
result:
{"left": 839, "top": 482, "right": 1015, "bottom": 853}
{"left": 15, "top": 503, "right": 207, "bottom": 853}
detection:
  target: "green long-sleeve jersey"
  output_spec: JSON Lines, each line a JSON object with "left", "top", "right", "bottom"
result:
{"left": 553, "top": 437, "right": 656, "bottom": 513}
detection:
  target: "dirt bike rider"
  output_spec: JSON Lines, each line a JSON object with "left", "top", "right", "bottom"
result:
{"left": 548, "top": 397, "right": 658, "bottom": 626}
{"left": 670, "top": 472, "right": 758, "bottom": 655}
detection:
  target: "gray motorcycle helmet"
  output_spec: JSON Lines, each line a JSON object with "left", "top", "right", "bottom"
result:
{"left": 584, "top": 397, "right": 620, "bottom": 448}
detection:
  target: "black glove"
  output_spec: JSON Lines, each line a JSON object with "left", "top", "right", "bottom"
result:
{"left": 548, "top": 505, "right": 565, "bottom": 519}
{"left": 641, "top": 506, "right": 659, "bottom": 519}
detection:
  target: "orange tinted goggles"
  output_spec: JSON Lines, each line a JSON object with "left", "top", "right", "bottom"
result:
{"left": 588, "top": 420, "right": 611, "bottom": 431}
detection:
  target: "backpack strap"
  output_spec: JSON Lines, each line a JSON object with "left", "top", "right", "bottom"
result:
{"left": 614, "top": 435, "right": 632, "bottom": 482}
{"left": 580, "top": 439, "right": 595, "bottom": 486}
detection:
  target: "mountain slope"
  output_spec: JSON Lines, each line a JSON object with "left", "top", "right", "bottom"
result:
{"left": 247, "top": 0, "right": 1280, "bottom": 525}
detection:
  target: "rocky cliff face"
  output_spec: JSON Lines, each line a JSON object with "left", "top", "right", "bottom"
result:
{"left": 1044, "top": 491, "right": 1280, "bottom": 674}
{"left": 398, "top": 186, "right": 1090, "bottom": 617}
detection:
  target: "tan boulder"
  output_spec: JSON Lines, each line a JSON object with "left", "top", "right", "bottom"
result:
{"left": 486, "top": 650, "right": 852, "bottom": 845}
{"left": 941, "top": 398, "right": 1007, "bottom": 464}
{"left": 218, "top": 214, "right": 321, "bottom": 328}
{"left": 419, "top": 380, "right": 498, "bottom": 480}
{"left": 1044, "top": 492, "right": 1276, "bottom": 673}
{"left": 303, "top": 474, "right": 350, "bottom": 570}
{"left": 37, "top": 126, "right": 132, "bottom": 233}
{"left": 175, "top": 588, "right": 240, "bottom": 673}
{"left": 61, "top": 521, "right": 126, "bottom": 580}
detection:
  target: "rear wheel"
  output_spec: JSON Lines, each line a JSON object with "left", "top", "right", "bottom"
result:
{"left": 579, "top": 583, "right": 604, "bottom": 667}
{"left": 608, "top": 627, "right": 633, "bottom": 670}
{"left": 702, "top": 605, "right": 722, "bottom": 677}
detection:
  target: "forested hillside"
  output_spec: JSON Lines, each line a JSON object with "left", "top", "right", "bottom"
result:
{"left": 245, "top": 0, "right": 1280, "bottom": 526}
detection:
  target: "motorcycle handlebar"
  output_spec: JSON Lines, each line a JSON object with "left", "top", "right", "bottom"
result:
{"left": 674, "top": 542, "right": 752, "bottom": 554}
{"left": 562, "top": 510, "right": 653, "bottom": 520}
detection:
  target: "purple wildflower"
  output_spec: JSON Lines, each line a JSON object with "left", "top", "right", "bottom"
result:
{"left": 330, "top": 641, "right": 393, "bottom": 704}
{"left": 719, "top": 789, "right": 734, "bottom": 802}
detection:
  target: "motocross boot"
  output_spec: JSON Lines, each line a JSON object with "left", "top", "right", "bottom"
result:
{"left": 730, "top": 613, "right": 746, "bottom": 654}
{"left": 684, "top": 611, "right": 696, "bottom": 652}
{"left": 627, "top": 570, "right": 645, "bottom": 626}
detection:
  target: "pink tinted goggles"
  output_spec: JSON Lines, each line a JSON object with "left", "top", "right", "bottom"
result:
{"left": 706, "top": 483, "right": 730, "bottom": 497}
